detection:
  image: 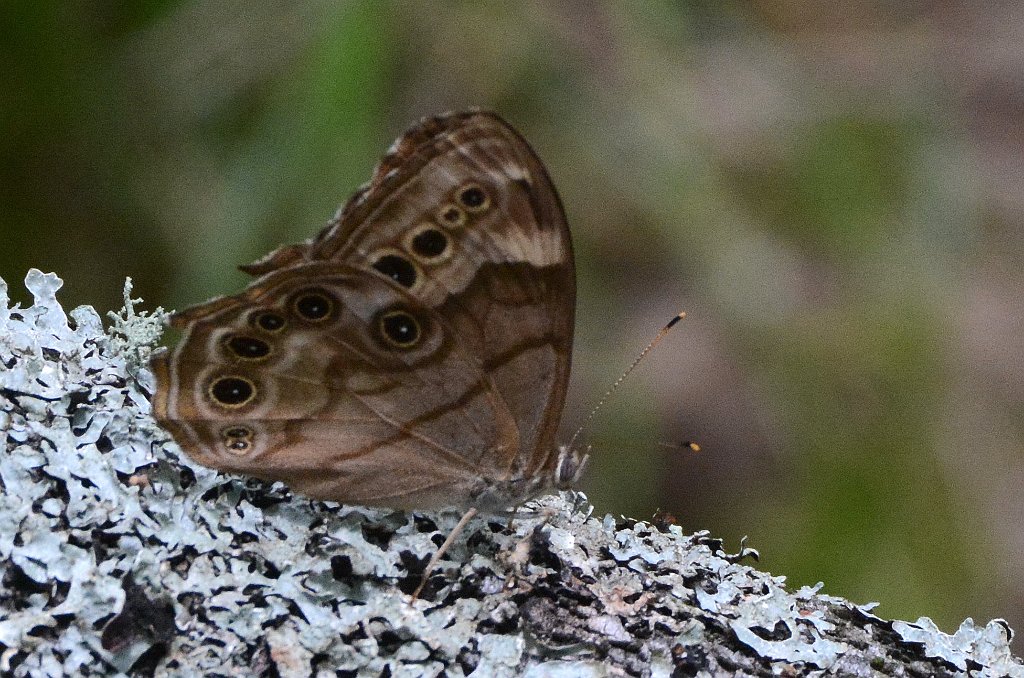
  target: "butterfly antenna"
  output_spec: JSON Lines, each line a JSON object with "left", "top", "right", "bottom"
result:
{"left": 658, "top": 440, "right": 702, "bottom": 453}
{"left": 566, "top": 311, "right": 686, "bottom": 451}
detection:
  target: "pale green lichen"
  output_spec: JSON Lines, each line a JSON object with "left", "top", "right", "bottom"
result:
{"left": 893, "top": 617, "right": 1021, "bottom": 676}
{"left": 1, "top": 269, "right": 1022, "bottom": 677}
{"left": 104, "top": 277, "right": 168, "bottom": 372}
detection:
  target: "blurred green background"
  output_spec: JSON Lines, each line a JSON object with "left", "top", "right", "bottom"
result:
{"left": 4, "top": 1, "right": 1022, "bottom": 648}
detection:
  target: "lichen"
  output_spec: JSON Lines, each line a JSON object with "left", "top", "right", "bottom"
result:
{"left": 1, "top": 269, "right": 1022, "bottom": 677}
{"left": 893, "top": 617, "right": 1020, "bottom": 676}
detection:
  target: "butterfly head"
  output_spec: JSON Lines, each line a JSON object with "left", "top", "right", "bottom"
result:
{"left": 553, "top": 444, "right": 589, "bottom": 490}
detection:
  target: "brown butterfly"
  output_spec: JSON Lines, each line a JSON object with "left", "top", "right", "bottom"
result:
{"left": 150, "top": 111, "right": 587, "bottom": 591}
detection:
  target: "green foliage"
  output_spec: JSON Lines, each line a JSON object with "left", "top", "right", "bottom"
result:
{"left": 726, "top": 117, "right": 920, "bottom": 259}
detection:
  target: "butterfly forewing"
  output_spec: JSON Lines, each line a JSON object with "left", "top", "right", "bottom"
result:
{"left": 321, "top": 112, "right": 576, "bottom": 482}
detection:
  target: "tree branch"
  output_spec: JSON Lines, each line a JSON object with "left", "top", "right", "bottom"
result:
{"left": 1, "top": 270, "right": 1020, "bottom": 677}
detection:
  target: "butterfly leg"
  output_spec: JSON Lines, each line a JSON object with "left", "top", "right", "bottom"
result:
{"left": 505, "top": 504, "right": 521, "bottom": 532}
{"left": 411, "top": 506, "right": 478, "bottom": 600}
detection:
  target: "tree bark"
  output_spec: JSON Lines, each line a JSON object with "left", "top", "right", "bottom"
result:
{"left": 1, "top": 270, "right": 1020, "bottom": 677}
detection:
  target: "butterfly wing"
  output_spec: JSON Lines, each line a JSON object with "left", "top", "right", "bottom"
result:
{"left": 153, "top": 112, "right": 575, "bottom": 507}
{"left": 151, "top": 262, "right": 526, "bottom": 508}
{"left": 339, "top": 112, "right": 576, "bottom": 484}
{"left": 246, "top": 111, "right": 575, "bottom": 482}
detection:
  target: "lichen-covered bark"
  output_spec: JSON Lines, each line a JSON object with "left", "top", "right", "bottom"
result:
{"left": 1, "top": 270, "right": 1021, "bottom": 677}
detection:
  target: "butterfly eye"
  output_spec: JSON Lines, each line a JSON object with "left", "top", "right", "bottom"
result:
{"left": 292, "top": 289, "right": 335, "bottom": 322}
{"left": 251, "top": 311, "right": 286, "bottom": 333}
{"left": 409, "top": 228, "right": 449, "bottom": 261}
{"left": 457, "top": 183, "right": 489, "bottom": 212}
{"left": 372, "top": 254, "right": 418, "bottom": 288}
{"left": 437, "top": 204, "right": 466, "bottom": 228}
{"left": 223, "top": 335, "right": 272, "bottom": 361}
{"left": 208, "top": 376, "right": 256, "bottom": 409}
{"left": 378, "top": 310, "right": 421, "bottom": 348}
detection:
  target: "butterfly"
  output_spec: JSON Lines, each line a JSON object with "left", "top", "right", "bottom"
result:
{"left": 150, "top": 111, "right": 587, "bottom": 593}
